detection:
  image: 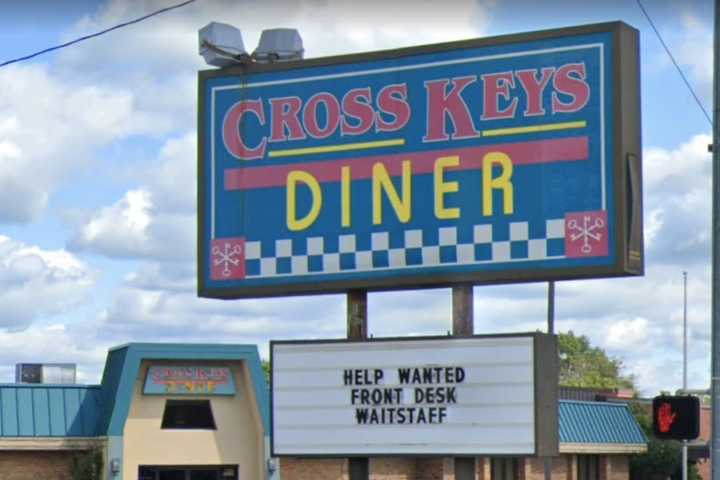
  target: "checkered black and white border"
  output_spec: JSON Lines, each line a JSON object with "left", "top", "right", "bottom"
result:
{"left": 244, "top": 219, "right": 566, "bottom": 278}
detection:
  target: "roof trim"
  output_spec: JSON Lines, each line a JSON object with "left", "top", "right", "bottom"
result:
{"left": 0, "top": 437, "right": 105, "bottom": 451}
{"left": 560, "top": 442, "right": 648, "bottom": 454}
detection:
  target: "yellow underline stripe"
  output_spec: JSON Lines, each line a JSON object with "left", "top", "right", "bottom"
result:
{"left": 268, "top": 139, "right": 406, "bottom": 158}
{"left": 482, "top": 121, "right": 587, "bottom": 137}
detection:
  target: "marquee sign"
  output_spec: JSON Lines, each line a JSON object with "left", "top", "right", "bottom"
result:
{"left": 144, "top": 366, "right": 236, "bottom": 396}
{"left": 271, "top": 334, "right": 558, "bottom": 456}
{"left": 198, "top": 22, "right": 642, "bottom": 299}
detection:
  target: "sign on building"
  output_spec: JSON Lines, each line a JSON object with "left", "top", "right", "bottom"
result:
{"left": 271, "top": 334, "right": 558, "bottom": 456}
{"left": 144, "top": 366, "right": 236, "bottom": 395}
{"left": 198, "top": 22, "right": 642, "bottom": 299}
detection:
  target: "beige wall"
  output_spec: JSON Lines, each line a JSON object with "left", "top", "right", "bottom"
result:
{"left": 123, "top": 360, "right": 264, "bottom": 480}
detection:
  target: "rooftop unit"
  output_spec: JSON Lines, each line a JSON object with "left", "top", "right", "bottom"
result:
{"left": 15, "top": 363, "right": 76, "bottom": 384}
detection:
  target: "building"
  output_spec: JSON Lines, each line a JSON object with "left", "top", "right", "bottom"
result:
{"left": 0, "top": 344, "right": 646, "bottom": 480}
{"left": 0, "top": 343, "right": 270, "bottom": 480}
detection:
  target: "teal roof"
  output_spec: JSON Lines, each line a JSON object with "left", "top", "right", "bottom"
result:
{"left": 559, "top": 400, "right": 647, "bottom": 444}
{"left": 0, "top": 384, "right": 101, "bottom": 437}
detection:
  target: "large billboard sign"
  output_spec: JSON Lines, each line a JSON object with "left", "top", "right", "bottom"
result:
{"left": 198, "top": 22, "right": 642, "bottom": 299}
{"left": 271, "top": 334, "right": 558, "bottom": 456}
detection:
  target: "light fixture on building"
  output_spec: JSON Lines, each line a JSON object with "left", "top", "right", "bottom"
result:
{"left": 253, "top": 28, "right": 304, "bottom": 63}
{"left": 110, "top": 458, "right": 120, "bottom": 476}
{"left": 199, "top": 24, "right": 304, "bottom": 68}
{"left": 198, "top": 22, "right": 251, "bottom": 67}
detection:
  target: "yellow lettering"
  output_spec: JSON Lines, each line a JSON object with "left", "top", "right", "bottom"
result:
{"left": 287, "top": 170, "right": 322, "bottom": 231}
{"left": 342, "top": 166, "right": 351, "bottom": 228}
{"left": 482, "top": 152, "right": 514, "bottom": 216}
{"left": 373, "top": 161, "right": 412, "bottom": 224}
{"left": 434, "top": 156, "right": 460, "bottom": 220}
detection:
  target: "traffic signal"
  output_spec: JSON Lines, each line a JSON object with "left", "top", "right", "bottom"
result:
{"left": 652, "top": 395, "right": 700, "bottom": 440}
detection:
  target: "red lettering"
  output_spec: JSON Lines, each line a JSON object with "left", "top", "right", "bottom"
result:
{"left": 303, "top": 92, "right": 341, "bottom": 139}
{"left": 481, "top": 72, "right": 518, "bottom": 120}
{"left": 552, "top": 63, "right": 590, "bottom": 113}
{"left": 376, "top": 83, "right": 411, "bottom": 132}
{"left": 423, "top": 76, "right": 479, "bottom": 142}
{"left": 341, "top": 87, "right": 375, "bottom": 136}
{"left": 222, "top": 99, "right": 267, "bottom": 160}
{"left": 269, "top": 97, "right": 306, "bottom": 142}
{"left": 515, "top": 67, "right": 555, "bottom": 116}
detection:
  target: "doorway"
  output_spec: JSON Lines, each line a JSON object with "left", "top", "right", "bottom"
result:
{"left": 139, "top": 466, "right": 237, "bottom": 480}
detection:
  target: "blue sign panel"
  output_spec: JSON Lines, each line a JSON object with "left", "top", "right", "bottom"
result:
{"left": 198, "top": 22, "right": 642, "bottom": 298}
{"left": 144, "top": 366, "right": 236, "bottom": 396}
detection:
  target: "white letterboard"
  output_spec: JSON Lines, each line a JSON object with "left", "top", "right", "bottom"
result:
{"left": 271, "top": 334, "right": 555, "bottom": 456}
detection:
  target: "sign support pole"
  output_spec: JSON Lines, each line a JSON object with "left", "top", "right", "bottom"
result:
{"left": 347, "top": 290, "right": 368, "bottom": 480}
{"left": 712, "top": 0, "right": 720, "bottom": 478}
{"left": 544, "top": 281, "right": 556, "bottom": 480}
{"left": 452, "top": 285, "right": 475, "bottom": 480}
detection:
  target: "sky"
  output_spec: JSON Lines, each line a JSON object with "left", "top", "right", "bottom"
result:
{"left": 0, "top": 0, "right": 714, "bottom": 396}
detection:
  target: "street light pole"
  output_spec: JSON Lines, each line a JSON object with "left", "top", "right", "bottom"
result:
{"left": 683, "top": 271, "right": 688, "bottom": 480}
{"left": 711, "top": 0, "right": 720, "bottom": 478}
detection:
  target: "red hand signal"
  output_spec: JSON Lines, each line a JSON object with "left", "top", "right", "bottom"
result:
{"left": 657, "top": 402, "right": 677, "bottom": 433}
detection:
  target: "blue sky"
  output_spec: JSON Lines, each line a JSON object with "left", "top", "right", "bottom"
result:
{"left": 0, "top": 0, "right": 714, "bottom": 395}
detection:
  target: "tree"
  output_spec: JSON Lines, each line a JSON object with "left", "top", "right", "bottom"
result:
{"left": 261, "top": 359, "right": 270, "bottom": 384}
{"left": 558, "top": 331, "right": 635, "bottom": 389}
{"left": 71, "top": 444, "right": 103, "bottom": 480}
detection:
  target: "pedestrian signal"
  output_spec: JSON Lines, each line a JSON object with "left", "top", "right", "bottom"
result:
{"left": 652, "top": 395, "right": 700, "bottom": 440}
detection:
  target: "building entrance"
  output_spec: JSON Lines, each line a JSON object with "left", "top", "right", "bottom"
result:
{"left": 139, "top": 466, "right": 237, "bottom": 480}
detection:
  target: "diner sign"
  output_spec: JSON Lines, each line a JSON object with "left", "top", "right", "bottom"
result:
{"left": 198, "top": 22, "right": 642, "bottom": 299}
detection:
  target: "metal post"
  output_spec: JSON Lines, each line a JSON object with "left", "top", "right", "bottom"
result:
{"left": 683, "top": 271, "right": 688, "bottom": 480}
{"left": 544, "top": 281, "right": 556, "bottom": 480}
{"left": 347, "top": 290, "right": 368, "bottom": 480}
{"left": 452, "top": 285, "right": 474, "bottom": 337}
{"left": 347, "top": 290, "right": 368, "bottom": 340}
{"left": 713, "top": 0, "right": 720, "bottom": 478}
{"left": 452, "top": 285, "right": 474, "bottom": 480}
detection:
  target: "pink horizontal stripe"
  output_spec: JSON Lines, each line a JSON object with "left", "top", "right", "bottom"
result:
{"left": 225, "top": 136, "right": 588, "bottom": 191}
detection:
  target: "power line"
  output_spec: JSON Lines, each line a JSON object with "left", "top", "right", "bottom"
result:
{"left": 0, "top": 0, "right": 198, "bottom": 69}
{"left": 635, "top": 0, "right": 713, "bottom": 127}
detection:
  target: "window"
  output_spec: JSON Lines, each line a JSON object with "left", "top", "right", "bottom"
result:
{"left": 161, "top": 400, "right": 216, "bottom": 429}
{"left": 139, "top": 466, "right": 237, "bottom": 480}
{"left": 490, "top": 458, "right": 519, "bottom": 480}
{"left": 577, "top": 455, "right": 600, "bottom": 480}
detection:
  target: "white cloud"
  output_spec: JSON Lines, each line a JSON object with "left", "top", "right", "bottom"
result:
{"left": 0, "top": 63, "right": 171, "bottom": 223}
{"left": 0, "top": 235, "right": 94, "bottom": 330}
{"left": 68, "top": 131, "right": 196, "bottom": 260}
{"left": 69, "top": 187, "right": 194, "bottom": 261}
{"left": 643, "top": 133, "right": 712, "bottom": 265}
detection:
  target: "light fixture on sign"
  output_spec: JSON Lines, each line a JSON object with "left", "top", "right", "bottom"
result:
{"left": 253, "top": 28, "right": 304, "bottom": 63}
{"left": 198, "top": 22, "right": 251, "bottom": 67}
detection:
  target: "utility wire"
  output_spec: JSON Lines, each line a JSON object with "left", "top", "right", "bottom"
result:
{"left": 0, "top": 0, "right": 198, "bottom": 69}
{"left": 635, "top": 0, "right": 713, "bottom": 126}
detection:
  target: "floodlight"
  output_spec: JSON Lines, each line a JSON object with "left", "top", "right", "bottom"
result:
{"left": 199, "top": 22, "right": 250, "bottom": 67}
{"left": 253, "top": 28, "right": 304, "bottom": 63}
